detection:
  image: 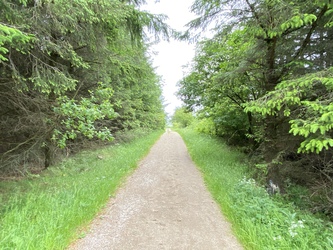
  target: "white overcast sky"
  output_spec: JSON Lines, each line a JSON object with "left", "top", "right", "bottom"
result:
{"left": 142, "top": 0, "right": 197, "bottom": 116}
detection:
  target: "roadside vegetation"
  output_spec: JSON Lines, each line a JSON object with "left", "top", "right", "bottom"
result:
{"left": 3, "top": 0, "right": 333, "bottom": 248}
{"left": 0, "top": 0, "right": 167, "bottom": 176}
{"left": 0, "top": 130, "right": 163, "bottom": 250}
{"left": 177, "top": 0, "right": 333, "bottom": 220}
{"left": 1, "top": 1, "right": 168, "bottom": 246}
{"left": 178, "top": 128, "right": 333, "bottom": 250}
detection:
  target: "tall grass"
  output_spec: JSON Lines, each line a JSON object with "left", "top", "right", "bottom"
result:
{"left": 0, "top": 130, "right": 163, "bottom": 250}
{"left": 178, "top": 128, "right": 333, "bottom": 250}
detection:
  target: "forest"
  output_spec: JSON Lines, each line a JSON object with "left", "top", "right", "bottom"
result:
{"left": 1, "top": 0, "right": 333, "bottom": 248}
{"left": 176, "top": 0, "right": 333, "bottom": 217}
{"left": 0, "top": 0, "right": 168, "bottom": 174}
{"left": 2, "top": 0, "right": 333, "bottom": 224}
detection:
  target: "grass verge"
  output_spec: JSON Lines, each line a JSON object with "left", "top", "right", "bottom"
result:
{"left": 178, "top": 128, "right": 333, "bottom": 250}
{"left": 0, "top": 130, "right": 163, "bottom": 250}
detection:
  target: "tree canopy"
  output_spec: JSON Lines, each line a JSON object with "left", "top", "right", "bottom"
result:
{"left": 0, "top": 0, "right": 169, "bottom": 172}
{"left": 177, "top": 0, "right": 333, "bottom": 212}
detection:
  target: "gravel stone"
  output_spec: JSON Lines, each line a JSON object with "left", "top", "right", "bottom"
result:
{"left": 69, "top": 131, "right": 243, "bottom": 250}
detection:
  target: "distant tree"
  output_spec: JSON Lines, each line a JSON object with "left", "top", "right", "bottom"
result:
{"left": 171, "top": 107, "right": 194, "bottom": 128}
{"left": 178, "top": 29, "right": 258, "bottom": 142}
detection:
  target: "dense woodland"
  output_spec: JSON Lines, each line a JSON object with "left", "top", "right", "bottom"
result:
{"left": 0, "top": 0, "right": 169, "bottom": 174}
{"left": 176, "top": 0, "right": 333, "bottom": 216}
{"left": 2, "top": 0, "right": 333, "bottom": 218}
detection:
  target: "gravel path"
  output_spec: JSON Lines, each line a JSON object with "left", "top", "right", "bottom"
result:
{"left": 69, "top": 131, "right": 243, "bottom": 250}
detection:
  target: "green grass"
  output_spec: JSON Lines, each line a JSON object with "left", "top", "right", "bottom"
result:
{"left": 0, "top": 130, "right": 163, "bottom": 250}
{"left": 178, "top": 128, "right": 333, "bottom": 250}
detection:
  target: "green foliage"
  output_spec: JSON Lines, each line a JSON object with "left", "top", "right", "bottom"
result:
{"left": 53, "top": 84, "right": 117, "bottom": 148}
{"left": 184, "top": 0, "right": 333, "bottom": 114}
{"left": 181, "top": 0, "right": 333, "bottom": 167}
{"left": 0, "top": 23, "right": 33, "bottom": 61}
{"left": 0, "top": 0, "right": 168, "bottom": 170}
{"left": 0, "top": 130, "right": 163, "bottom": 249}
{"left": 280, "top": 14, "right": 317, "bottom": 31}
{"left": 178, "top": 28, "right": 256, "bottom": 141}
{"left": 193, "top": 117, "right": 216, "bottom": 135}
{"left": 246, "top": 68, "right": 333, "bottom": 153}
{"left": 179, "top": 128, "right": 333, "bottom": 250}
{"left": 171, "top": 107, "right": 194, "bottom": 128}
{"left": 178, "top": 1, "right": 333, "bottom": 241}
{"left": 230, "top": 178, "right": 333, "bottom": 249}
{"left": 178, "top": 128, "right": 248, "bottom": 200}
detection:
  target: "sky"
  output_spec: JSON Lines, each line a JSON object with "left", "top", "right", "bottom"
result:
{"left": 141, "top": 0, "right": 197, "bottom": 117}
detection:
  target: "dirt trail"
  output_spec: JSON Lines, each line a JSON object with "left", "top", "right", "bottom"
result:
{"left": 69, "top": 131, "right": 243, "bottom": 250}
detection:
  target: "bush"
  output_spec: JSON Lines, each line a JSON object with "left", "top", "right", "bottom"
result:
{"left": 171, "top": 107, "right": 194, "bottom": 128}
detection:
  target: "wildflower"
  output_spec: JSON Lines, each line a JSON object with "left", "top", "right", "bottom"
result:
{"left": 288, "top": 220, "right": 305, "bottom": 237}
{"left": 289, "top": 230, "right": 298, "bottom": 237}
{"left": 297, "top": 220, "right": 304, "bottom": 228}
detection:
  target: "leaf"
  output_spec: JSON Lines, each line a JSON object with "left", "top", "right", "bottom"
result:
{"left": 320, "top": 126, "right": 327, "bottom": 135}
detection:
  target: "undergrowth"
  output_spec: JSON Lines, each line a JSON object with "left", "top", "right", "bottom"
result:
{"left": 0, "top": 130, "right": 163, "bottom": 250}
{"left": 178, "top": 128, "right": 333, "bottom": 250}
